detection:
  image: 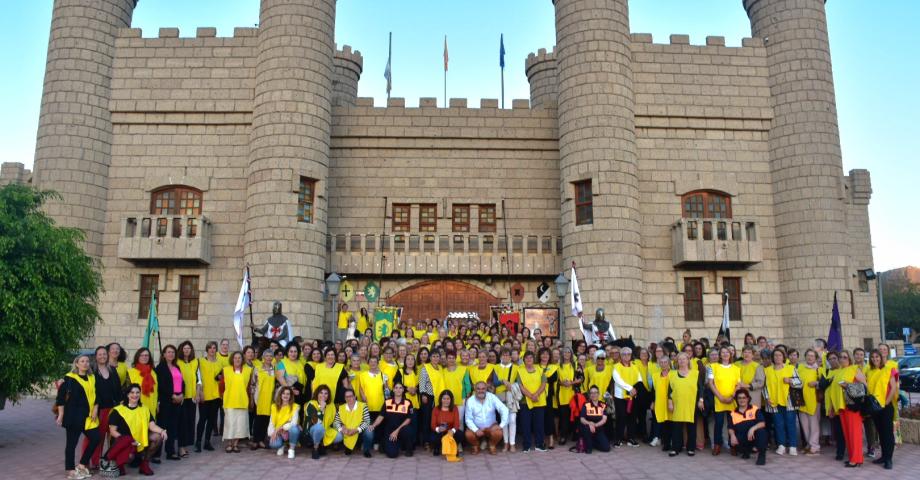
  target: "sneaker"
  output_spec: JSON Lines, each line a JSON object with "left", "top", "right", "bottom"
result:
{"left": 66, "top": 472, "right": 84, "bottom": 480}
{"left": 534, "top": 446, "right": 547, "bottom": 452}
{"left": 775, "top": 446, "right": 785, "bottom": 456}
{"left": 627, "top": 440, "right": 639, "bottom": 448}
{"left": 788, "top": 447, "right": 798, "bottom": 456}
{"left": 76, "top": 465, "right": 91, "bottom": 478}
{"left": 288, "top": 448, "right": 295, "bottom": 459}
{"left": 650, "top": 438, "right": 660, "bottom": 447}
{"left": 866, "top": 448, "right": 877, "bottom": 459}
{"left": 668, "top": 451, "right": 678, "bottom": 457}
{"left": 277, "top": 447, "right": 285, "bottom": 456}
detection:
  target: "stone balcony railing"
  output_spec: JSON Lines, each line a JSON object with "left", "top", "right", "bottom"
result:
{"left": 327, "top": 232, "right": 562, "bottom": 276}
{"left": 117, "top": 214, "right": 212, "bottom": 265}
{"left": 671, "top": 218, "right": 762, "bottom": 268}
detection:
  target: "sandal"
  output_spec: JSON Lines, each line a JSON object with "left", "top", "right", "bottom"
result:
{"left": 232, "top": 446, "right": 241, "bottom": 453}
{"left": 225, "top": 446, "right": 233, "bottom": 453}
{"left": 179, "top": 450, "right": 190, "bottom": 458}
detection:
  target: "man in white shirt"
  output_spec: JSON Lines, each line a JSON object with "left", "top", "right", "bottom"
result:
{"left": 464, "top": 381, "right": 510, "bottom": 454}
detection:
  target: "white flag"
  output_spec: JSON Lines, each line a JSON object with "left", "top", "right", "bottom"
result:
{"left": 233, "top": 268, "right": 251, "bottom": 348}
{"left": 570, "top": 267, "right": 583, "bottom": 318}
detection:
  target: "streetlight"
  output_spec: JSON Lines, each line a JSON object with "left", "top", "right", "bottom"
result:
{"left": 860, "top": 268, "right": 885, "bottom": 341}
{"left": 553, "top": 272, "right": 569, "bottom": 342}
{"left": 554, "top": 272, "right": 569, "bottom": 301}
{"left": 325, "top": 272, "right": 341, "bottom": 341}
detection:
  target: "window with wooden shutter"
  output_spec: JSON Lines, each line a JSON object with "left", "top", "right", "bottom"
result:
{"left": 723, "top": 277, "right": 742, "bottom": 321}
{"left": 683, "top": 277, "right": 703, "bottom": 322}
{"left": 478, "top": 204, "right": 496, "bottom": 233}
{"left": 138, "top": 275, "right": 159, "bottom": 319}
{"left": 452, "top": 204, "right": 470, "bottom": 232}
{"left": 419, "top": 204, "right": 437, "bottom": 232}
{"left": 393, "top": 204, "right": 410, "bottom": 232}
{"left": 179, "top": 275, "right": 200, "bottom": 321}
{"left": 574, "top": 180, "right": 593, "bottom": 226}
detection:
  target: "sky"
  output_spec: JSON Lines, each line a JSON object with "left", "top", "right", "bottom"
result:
{"left": 1, "top": 0, "right": 917, "bottom": 271}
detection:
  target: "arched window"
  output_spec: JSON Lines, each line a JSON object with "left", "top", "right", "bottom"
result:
{"left": 150, "top": 186, "right": 202, "bottom": 215}
{"left": 681, "top": 190, "right": 731, "bottom": 219}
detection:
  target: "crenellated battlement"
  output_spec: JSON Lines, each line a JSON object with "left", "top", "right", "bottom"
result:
{"left": 525, "top": 48, "right": 558, "bottom": 109}
{"left": 334, "top": 45, "right": 364, "bottom": 73}
{"left": 114, "top": 26, "right": 259, "bottom": 48}
{"left": 343, "top": 97, "right": 546, "bottom": 112}
{"left": 525, "top": 47, "right": 557, "bottom": 77}
{"left": 629, "top": 32, "right": 763, "bottom": 49}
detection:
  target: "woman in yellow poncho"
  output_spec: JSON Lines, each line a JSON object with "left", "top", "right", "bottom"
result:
{"left": 221, "top": 351, "right": 253, "bottom": 453}
{"left": 251, "top": 348, "right": 276, "bottom": 449}
{"left": 867, "top": 349, "right": 897, "bottom": 470}
{"left": 764, "top": 348, "right": 797, "bottom": 455}
{"left": 267, "top": 386, "right": 301, "bottom": 458}
{"left": 127, "top": 348, "right": 158, "bottom": 421}
{"left": 667, "top": 352, "right": 700, "bottom": 456}
{"left": 796, "top": 349, "right": 824, "bottom": 455}
{"left": 556, "top": 347, "right": 577, "bottom": 445}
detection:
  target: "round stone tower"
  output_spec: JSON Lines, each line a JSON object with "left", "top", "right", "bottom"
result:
{"left": 247, "top": 0, "right": 336, "bottom": 338}
{"left": 32, "top": 0, "right": 138, "bottom": 258}
{"left": 553, "top": 0, "right": 643, "bottom": 338}
{"left": 332, "top": 45, "right": 363, "bottom": 106}
{"left": 744, "top": 0, "right": 851, "bottom": 346}
{"left": 525, "top": 48, "right": 557, "bottom": 109}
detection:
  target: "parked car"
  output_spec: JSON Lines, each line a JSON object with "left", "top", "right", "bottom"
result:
{"left": 897, "top": 355, "right": 920, "bottom": 374}
{"left": 901, "top": 370, "right": 920, "bottom": 394}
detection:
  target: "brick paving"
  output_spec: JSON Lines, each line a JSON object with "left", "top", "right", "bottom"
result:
{"left": 2, "top": 398, "right": 917, "bottom": 479}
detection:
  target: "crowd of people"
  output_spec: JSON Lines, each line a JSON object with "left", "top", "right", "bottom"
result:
{"left": 55, "top": 318, "right": 902, "bottom": 479}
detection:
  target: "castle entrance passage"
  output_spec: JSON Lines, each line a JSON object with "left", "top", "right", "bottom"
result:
{"left": 387, "top": 280, "right": 500, "bottom": 325}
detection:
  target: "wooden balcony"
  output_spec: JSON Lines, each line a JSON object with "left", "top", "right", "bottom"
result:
{"left": 327, "top": 233, "right": 562, "bottom": 276}
{"left": 671, "top": 218, "right": 762, "bottom": 268}
{"left": 117, "top": 214, "right": 212, "bottom": 265}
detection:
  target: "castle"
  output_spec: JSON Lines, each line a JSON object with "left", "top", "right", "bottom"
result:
{"left": 4, "top": 0, "right": 880, "bottom": 350}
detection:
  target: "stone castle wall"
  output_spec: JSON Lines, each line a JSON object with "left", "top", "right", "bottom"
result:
{"left": 30, "top": 0, "right": 878, "bottom": 350}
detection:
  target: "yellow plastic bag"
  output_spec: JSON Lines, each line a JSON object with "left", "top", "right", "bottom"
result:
{"left": 441, "top": 432, "right": 462, "bottom": 462}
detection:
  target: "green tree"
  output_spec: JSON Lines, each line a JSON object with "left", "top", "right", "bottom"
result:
{"left": 0, "top": 184, "right": 102, "bottom": 404}
{"left": 884, "top": 282, "right": 920, "bottom": 342}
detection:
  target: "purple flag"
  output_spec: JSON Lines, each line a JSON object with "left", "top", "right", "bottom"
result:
{"left": 827, "top": 292, "right": 843, "bottom": 352}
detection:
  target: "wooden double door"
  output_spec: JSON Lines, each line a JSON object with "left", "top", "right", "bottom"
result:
{"left": 388, "top": 280, "right": 499, "bottom": 324}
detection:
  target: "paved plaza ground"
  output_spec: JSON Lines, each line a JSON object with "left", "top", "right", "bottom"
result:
{"left": 2, "top": 398, "right": 916, "bottom": 479}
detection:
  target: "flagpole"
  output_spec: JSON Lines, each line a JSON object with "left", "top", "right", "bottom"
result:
{"left": 500, "top": 34, "right": 505, "bottom": 109}
{"left": 387, "top": 32, "right": 392, "bottom": 101}
{"left": 155, "top": 290, "right": 163, "bottom": 354}
{"left": 502, "top": 198, "right": 513, "bottom": 308}
{"left": 246, "top": 265, "right": 255, "bottom": 346}
{"left": 443, "top": 35, "right": 448, "bottom": 107}
{"left": 501, "top": 67, "right": 505, "bottom": 109}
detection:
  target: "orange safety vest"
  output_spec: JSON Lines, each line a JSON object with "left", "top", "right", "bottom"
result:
{"left": 730, "top": 404, "right": 760, "bottom": 425}
{"left": 384, "top": 398, "right": 411, "bottom": 414}
{"left": 583, "top": 402, "right": 606, "bottom": 418}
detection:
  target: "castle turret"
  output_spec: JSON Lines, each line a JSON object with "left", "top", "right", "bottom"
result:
{"left": 744, "top": 0, "right": 851, "bottom": 346}
{"left": 32, "top": 0, "right": 137, "bottom": 257}
{"left": 0, "top": 162, "right": 27, "bottom": 186}
{"left": 333, "top": 45, "right": 363, "bottom": 106}
{"left": 247, "top": 0, "right": 337, "bottom": 338}
{"left": 525, "top": 48, "right": 557, "bottom": 109}
{"left": 553, "top": 0, "right": 643, "bottom": 338}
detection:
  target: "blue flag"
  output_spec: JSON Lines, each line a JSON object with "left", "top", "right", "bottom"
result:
{"left": 827, "top": 291, "right": 843, "bottom": 352}
{"left": 499, "top": 34, "right": 505, "bottom": 69}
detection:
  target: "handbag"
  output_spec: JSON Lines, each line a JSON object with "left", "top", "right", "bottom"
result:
{"left": 861, "top": 394, "right": 883, "bottom": 416}
{"left": 844, "top": 381, "right": 866, "bottom": 409}
{"left": 789, "top": 369, "right": 806, "bottom": 409}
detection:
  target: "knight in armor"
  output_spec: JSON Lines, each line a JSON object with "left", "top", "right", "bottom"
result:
{"left": 580, "top": 308, "right": 617, "bottom": 346}
{"left": 256, "top": 301, "right": 293, "bottom": 346}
